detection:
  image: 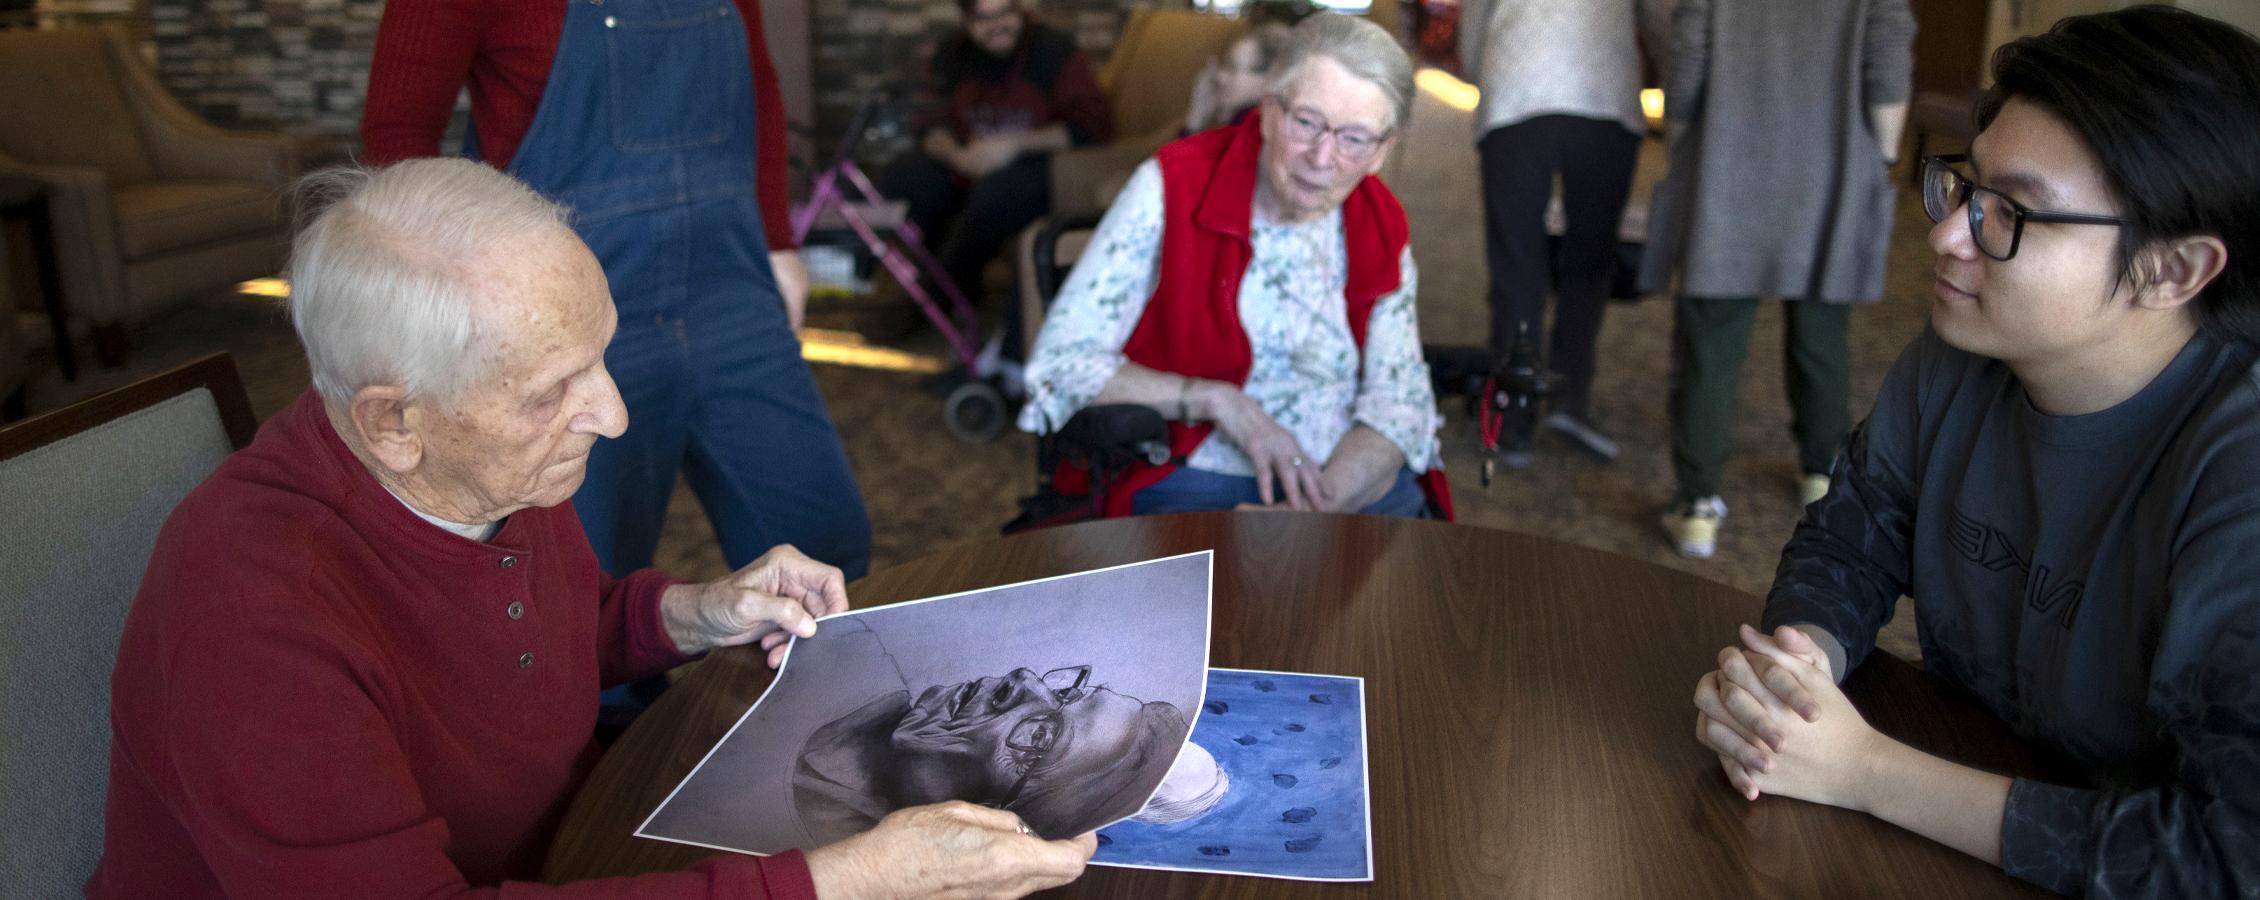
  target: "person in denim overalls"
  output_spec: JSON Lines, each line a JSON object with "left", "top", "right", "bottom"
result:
{"left": 368, "top": 0, "right": 873, "bottom": 583}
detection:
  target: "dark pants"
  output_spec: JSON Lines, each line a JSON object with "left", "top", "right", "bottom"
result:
{"left": 1670, "top": 296, "right": 1851, "bottom": 503}
{"left": 1478, "top": 115, "right": 1640, "bottom": 417}
{"left": 878, "top": 148, "right": 1053, "bottom": 303}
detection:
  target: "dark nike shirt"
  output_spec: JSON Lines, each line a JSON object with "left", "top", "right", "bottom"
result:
{"left": 1764, "top": 327, "right": 2260, "bottom": 896}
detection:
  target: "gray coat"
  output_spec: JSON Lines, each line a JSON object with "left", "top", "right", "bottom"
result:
{"left": 1639, "top": 0, "right": 1916, "bottom": 303}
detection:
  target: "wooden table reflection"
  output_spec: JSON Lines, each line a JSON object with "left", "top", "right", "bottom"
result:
{"left": 544, "top": 512, "right": 2050, "bottom": 897}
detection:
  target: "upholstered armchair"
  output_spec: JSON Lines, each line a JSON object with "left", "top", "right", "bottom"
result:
{"left": 1046, "top": 9, "right": 1244, "bottom": 217}
{"left": 0, "top": 26, "right": 295, "bottom": 365}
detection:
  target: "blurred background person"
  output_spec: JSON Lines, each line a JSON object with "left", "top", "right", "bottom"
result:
{"left": 1459, "top": 0, "right": 1671, "bottom": 469}
{"left": 1642, "top": 0, "right": 1913, "bottom": 559}
{"left": 1018, "top": 14, "right": 1446, "bottom": 519}
{"left": 873, "top": 0, "right": 1114, "bottom": 335}
{"left": 1183, "top": 24, "right": 1294, "bottom": 136}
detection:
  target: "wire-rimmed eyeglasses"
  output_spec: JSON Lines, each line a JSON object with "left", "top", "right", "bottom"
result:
{"left": 988, "top": 665, "right": 1091, "bottom": 812}
{"left": 1268, "top": 95, "right": 1392, "bottom": 165}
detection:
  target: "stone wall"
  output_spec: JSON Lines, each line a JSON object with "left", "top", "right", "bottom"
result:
{"left": 150, "top": 0, "right": 380, "bottom": 163}
{"left": 140, "top": 0, "right": 1150, "bottom": 168}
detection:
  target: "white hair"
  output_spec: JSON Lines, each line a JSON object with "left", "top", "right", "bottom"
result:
{"left": 1267, "top": 13, "right": 1416, "bottom": 131}
{"left": 286, "top": 158, "right": 572, "bottom": 405}
{"left": 1130, "top": 740, "right": 1230, "bottom": 825}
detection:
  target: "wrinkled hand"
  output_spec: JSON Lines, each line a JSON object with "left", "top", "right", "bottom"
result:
{"left": 806, "top": 802, "right": 1096, "bottom": 900}
{"left": 1694, "top": 626, "right": 1878, "bottom": 808}
{"left": 769, "top": 249, "right": 809, "bottom": 332}
{"left": 955, "top": 135, "right": 1022, "bottom": 178}
{"left": 660, "top": 544, "right": 849, "bottom": 664}
{"left": 1213, "top": 392, "right": 1328, "bottom": 511}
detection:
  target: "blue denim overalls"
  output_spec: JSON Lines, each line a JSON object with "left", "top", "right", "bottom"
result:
{"left": 495, "top": 0, "right": 872, "bottom": 582}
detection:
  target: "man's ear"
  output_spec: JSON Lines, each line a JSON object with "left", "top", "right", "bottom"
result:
{"left": 2134, "top": 234, "right": 2229, "bottom": 313}
{"left": 347, "top": 384, "right": 423, "bottom": 475}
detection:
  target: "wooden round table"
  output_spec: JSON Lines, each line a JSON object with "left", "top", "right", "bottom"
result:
{"left": 545, "top": 512, "right": 2052, "bottom": 897}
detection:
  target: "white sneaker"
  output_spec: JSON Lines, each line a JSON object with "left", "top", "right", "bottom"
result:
{"left": 1661, "top": 496, "right": 1728, "bottom": 559}
{"left": 1799, "top": 473, "right": 1831, "bottom": 506}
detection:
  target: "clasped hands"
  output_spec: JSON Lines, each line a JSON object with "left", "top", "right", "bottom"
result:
{"left": 1693, "top": 624, "right": 1888, "bottom": 812}
{"left": 660, "top": 544, "right": 849, "bottom": 667}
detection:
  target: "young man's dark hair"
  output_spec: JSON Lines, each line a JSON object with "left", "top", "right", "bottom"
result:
{"left": 1978, "top": 4, "right": 2260, "bottom": 342}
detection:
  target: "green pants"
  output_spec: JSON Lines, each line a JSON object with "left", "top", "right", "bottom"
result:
{"left": 1670, "top": 296, "right": 1851, "bottom": 504}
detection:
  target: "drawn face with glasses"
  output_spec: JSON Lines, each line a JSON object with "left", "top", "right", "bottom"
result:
{"left": 1258, "top": 57, "right": 1397, "bottom": 223}
{"left": 890, "top": 664, "right": 1153, "bottom": 818}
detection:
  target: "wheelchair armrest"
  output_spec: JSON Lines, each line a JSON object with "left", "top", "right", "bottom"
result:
{"left": 1030, "top": 211, "right": 1107, "bottom": 303}
{"left": 1056, "top": 404, "right": 1172, "bottom": 467}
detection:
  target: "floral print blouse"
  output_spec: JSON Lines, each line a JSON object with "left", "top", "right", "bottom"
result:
{"left": 1017, "top": 160, "right": 1442, "bottom": 476}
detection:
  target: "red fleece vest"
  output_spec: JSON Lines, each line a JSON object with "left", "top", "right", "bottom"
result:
{"left": 1085, "top": 115, "right": 1451, "bottom": 519}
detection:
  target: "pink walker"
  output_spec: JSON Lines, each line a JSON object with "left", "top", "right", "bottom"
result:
{"left": 789, "top": 100, "right": 1011, "bottom": 442}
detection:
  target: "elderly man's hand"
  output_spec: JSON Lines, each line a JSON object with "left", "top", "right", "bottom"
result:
{"left": 659, "top": 544, "right": 849, "bottom": 665}
{"left": 805, "top": 802, "right": 1095, "bottom": 900}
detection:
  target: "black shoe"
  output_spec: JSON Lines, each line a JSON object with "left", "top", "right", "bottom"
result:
{"left": 1497, "top": 424, "right": 1535, "bottom": 470}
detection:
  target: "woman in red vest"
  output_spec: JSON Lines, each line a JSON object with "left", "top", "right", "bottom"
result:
{"left": 1017, "top": 14, "right": 1448, "bottom": 519}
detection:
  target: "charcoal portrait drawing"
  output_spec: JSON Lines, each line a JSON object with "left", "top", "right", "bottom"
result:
{"left": 639, "top": 552, "right": 1213, "bottom": 856}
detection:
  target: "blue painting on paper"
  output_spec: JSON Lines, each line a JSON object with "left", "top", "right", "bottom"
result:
{"left": 1091, "top": 668, "right": 1371, "bottom": 881}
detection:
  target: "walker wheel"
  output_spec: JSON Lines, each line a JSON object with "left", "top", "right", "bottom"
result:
{"left": 942, "top": 380, "right": 1007, "bottom": 443}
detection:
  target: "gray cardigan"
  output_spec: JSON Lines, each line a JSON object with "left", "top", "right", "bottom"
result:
{"left": 1638, "top": 0, "right": 1915, "bottom": 303}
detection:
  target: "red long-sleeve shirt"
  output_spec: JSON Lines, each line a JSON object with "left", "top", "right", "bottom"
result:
{"left": 363, "top": 0, "right": 800, "bottom": 250}
{"left": 87, "top": 390, "right": 817, "bottom": 898}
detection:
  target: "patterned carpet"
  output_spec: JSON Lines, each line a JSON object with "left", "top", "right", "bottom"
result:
{"left": 20, "top": 77, "right": 1925, "bottom": 661}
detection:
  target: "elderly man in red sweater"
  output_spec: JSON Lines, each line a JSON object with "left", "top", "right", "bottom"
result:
{"left": 86, "top": 159, "right": 1094, "bottom": 899}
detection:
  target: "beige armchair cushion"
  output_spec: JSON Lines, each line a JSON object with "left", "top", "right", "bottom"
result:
{"left": 1050, "top": 10, "right": 1243, "bottom": 217}
{"left": 113, "top": 182, "right": 280, "bottom": 259}
{"left": 0, "top": 29, "right": 154, "bottom": 188}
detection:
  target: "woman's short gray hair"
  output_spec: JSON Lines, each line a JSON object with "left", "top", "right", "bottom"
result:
{"left": 287, "top": 158, "right": 571, "bottom": 405}
{"left": 1266, "top": 13, "right": 1415, "bottom": 131}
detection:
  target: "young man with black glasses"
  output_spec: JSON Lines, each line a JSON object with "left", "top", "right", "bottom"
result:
{"left": 1691, "top": 7, "right": 2260, "bottom": 895}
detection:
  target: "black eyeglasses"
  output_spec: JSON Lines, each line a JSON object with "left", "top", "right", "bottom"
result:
{"left": 1921, "top": 154, "right": 2124, "bottom": 261}
{"left": 988, "top": 665, "right": 1091, "bottom": 812}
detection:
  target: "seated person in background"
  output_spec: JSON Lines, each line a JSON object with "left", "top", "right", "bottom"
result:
{"left": 877, "top": 0, "right": 1113, "bottom": 315}
{"left": 88, "top": 158, "right": 1093, "bottom": 899}
{"left": 1018, "top": 14, "right": 1446, "bottom": 519}
{"left": 1691, "top": 8, "right": 2260, "bottom": 895}
{"left": 1182, "top": 24, "right": 1293, "bottom": 135}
